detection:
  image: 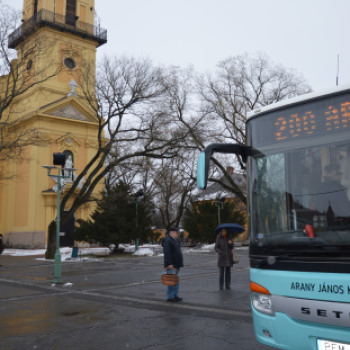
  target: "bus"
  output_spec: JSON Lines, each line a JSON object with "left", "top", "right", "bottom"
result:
{"left": 197, "top": 85, "right": 350, "bottom": 350}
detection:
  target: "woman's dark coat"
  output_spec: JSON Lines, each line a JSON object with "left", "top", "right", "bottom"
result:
{"left": 215, "top": 235, "right": 234, "bottom": 267}
{"left": 0, "top": 237, "right": 3, "bottom": 254}
{"left": 163, "top": 236, "right": 183, "bottom": 269}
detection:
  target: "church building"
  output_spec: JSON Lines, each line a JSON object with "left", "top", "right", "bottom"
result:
{"left": 0, "top": 0, "right": 107, "bottom": 248}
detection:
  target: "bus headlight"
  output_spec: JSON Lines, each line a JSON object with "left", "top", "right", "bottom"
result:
{"left": 251, "top": 292, "right": 275, "bottom": 316}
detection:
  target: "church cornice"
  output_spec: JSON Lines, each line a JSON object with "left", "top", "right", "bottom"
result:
{"left": 11, "top": 84, "right": 97, "bottom": 104}
{"left": 11, "top": 114, "right": 100, "bottom": 133}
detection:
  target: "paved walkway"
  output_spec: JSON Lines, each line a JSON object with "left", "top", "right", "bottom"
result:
{"left": 0, "top": 248, "right": 275, "bottom": 350}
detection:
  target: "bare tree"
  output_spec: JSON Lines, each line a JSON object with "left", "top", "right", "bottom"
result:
{"left": 144, "top": 67, "right": 205, "bottom": 231}
{"left": 195, "top": 52, "right": 312, "bottom": 203}
{"left": 153, "top": 155, "right": 197, "bottom": 231}
{"left": 46, "top": 56, "right": 190, "bottom": 258}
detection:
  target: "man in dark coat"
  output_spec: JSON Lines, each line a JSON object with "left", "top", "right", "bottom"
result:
{"left": 215, "top": 229, "right": 234, "bottom": 290}
{"left": 163, "top": 227, "right": 183, "bottom": 301}
{"left": 0, "top": 234, "right": 4, "bottom": 267}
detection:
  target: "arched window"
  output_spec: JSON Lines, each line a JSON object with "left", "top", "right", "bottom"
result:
{"left": 34, "top": 0, "right": 38, "bottom": 16}
{"left": 66, "top": 0, "right": 77, "bottom": 26}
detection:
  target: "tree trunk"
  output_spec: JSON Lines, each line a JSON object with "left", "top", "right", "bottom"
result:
{"left": 45, "top": 220, "right": 56, "bottom": 260}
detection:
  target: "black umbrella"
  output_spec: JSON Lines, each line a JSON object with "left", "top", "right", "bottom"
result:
{"left": 215, "top": 223, "right": 245, "bottom": 234}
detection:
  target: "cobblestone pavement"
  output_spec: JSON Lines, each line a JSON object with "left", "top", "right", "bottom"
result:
{"left": 0, "top": 248, "right": 275, "bottom": 350}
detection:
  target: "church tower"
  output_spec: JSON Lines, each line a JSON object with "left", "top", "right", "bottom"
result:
{"left": 0, "top": 0, "right": 107, "bottom": 248}
{"left": 8, "top": 0, "right": 107, "bottom": 114}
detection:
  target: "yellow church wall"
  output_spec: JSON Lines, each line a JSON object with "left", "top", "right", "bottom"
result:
{"left": 79, "top": 4, "right": 86, "bottom": 23}
{"left": 29, "top": 144, "right": 41, "bottom": 231}
{"left": 77, "top": 138, "right": 87, "bottom": 173}
{"left": 56, "top": 0, "right": 64, "bottom": 15}
{"left": 0, "top": 179, "right": 2, "bottom": 224}
{"left": 13, "top": 148, "right": 30, "bottom": 227}
{"left": 34, "top": 140, "right": 51, "bottom": 231}
{"left": 2, "top": 160, "right": 16, "bottom": 233}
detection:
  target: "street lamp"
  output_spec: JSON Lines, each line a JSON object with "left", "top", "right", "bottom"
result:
{"left": 214, "top": 197, "right": 226, "bottom": 226}
{"left": 133, "top": 189, "right": 144, "bottom": 251}
{"left": 42, "top": 153, "right": 77, "bottom": 284}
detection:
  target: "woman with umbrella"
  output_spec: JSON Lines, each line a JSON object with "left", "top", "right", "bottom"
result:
{"left": 214, "top": 223, "right": 244, "bottom": 290}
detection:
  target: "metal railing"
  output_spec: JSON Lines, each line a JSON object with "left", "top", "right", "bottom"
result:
{"left": 9, "top": 9, "right": 107, "bottom": 48}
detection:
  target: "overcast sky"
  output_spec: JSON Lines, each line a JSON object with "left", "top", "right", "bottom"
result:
{"left": 10, "top": 0, "right": 350, "bottom": 92}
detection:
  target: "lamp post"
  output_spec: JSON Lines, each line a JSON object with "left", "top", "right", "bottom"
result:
{"left": 42, "top": 153, "right": 76, "bottom": 284}
{"left": 214, "top": 197, "right": 226, "bottom": 226}
{"left": 133, "top": 190, "right": 144, "bottom": 251}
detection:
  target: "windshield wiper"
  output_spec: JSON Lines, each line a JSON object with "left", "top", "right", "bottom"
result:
{"left": 253, "top": 253, "right": 302, "bottom": 268}
{"left": 253, "top": 246, "right": 345, "bottom": 267}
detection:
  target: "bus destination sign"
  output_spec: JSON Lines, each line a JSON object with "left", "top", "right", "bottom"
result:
{"left": 249, "top": 92, "right": 350, "bottom": 148}
{"left": 274, "top": 97, "right": 350, "bottom": 142}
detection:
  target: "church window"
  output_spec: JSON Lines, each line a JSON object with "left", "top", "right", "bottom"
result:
{"left": 34, "top": 0, "right": 38, "bottom": 15}
{"left": 66, "top": 0, "right": 77, "bottom": 26}
{"left": 64, "top": 58, "right": 76, "bottom": 69}
{"left": 26, "top": 59, "right": 33, "bottom": 71}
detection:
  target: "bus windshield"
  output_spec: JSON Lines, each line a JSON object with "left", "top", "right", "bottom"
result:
{"left": 249, "top": 141, "right": 350, "bottom": 254}
{"left": 248, "top": 93, "right": 350, "bottom": 256}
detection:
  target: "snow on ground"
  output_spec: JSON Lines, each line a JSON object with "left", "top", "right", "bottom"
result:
{"left": 3, "top": 247, "right": 110, "bottom": 262}
{"left": 123, "top": 244, "right": 161, "bottom": 254}
{"left": 3, "top": 245, "right": 164, "bottom": 260}
{"left": 187, "top": 243, "right": 215, "bottom": 253}
{"left": 133, "top": 248, "right": 155, "bottom": 256}
{"left": 3, "top": 247, "right": 110, "bottom": 257}
{"left": 1, "top": 244, "right": 247, "bottom": 260}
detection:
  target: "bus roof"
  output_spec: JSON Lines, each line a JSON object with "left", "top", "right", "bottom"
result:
{"left": 247, "top": 83, "right": 350, "bottom": 120}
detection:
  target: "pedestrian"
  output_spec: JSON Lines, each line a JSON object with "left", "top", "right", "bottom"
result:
{"left": 163, "top": 227, "right": 183, "bottom": 302}
{"left": 215, "top": 228, "right": 234, "bottom": 290}
{"left": 0, "top": 234, "right": 4, "bottom": 267}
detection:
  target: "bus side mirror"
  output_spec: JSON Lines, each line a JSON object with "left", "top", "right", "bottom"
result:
{"left": 197, "top": 152, "right": 206, "bottom": 190}
{"left": 196, "top": 143, "right": 249, "bottom": 190}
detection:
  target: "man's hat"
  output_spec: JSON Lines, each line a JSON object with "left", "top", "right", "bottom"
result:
{"left": 169, "top": 227, "right": 179, "bottom": 232}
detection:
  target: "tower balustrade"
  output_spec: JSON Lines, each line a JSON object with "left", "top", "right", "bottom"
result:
{"left": 8, "top": 9, "right": 107, "bottom": 49}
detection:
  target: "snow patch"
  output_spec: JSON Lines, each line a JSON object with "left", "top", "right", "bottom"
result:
{"left": 3, "top": 247, "right": 109, "bottom": 257}
{"left": 133, "top": 248, "right": 154, "bottom": 256}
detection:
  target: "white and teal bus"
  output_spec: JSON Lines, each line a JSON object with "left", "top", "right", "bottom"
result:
{"left": 197, "top": 85, "right": 350, "bottom": 350}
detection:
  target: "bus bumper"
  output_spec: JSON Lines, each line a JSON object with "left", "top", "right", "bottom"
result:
{"left": 252, "top": 304, "right": 350, "bottom": 350}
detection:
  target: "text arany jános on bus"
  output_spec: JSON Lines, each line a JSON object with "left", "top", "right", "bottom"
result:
{"left": 290, "top": 282, "right": 348, "bottom": 294}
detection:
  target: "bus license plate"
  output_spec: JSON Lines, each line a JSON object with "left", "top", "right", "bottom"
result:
{"left": 317, "top": 339, "right": 350, "bottom": 350}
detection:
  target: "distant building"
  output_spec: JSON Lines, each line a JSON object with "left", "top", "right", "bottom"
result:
{"left": 193, "top": 166, "right": 248, "bottom": 242}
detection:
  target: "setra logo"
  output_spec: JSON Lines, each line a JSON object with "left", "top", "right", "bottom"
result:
{"left": 301, "top": 307, "right": 344, "bottom": 319}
